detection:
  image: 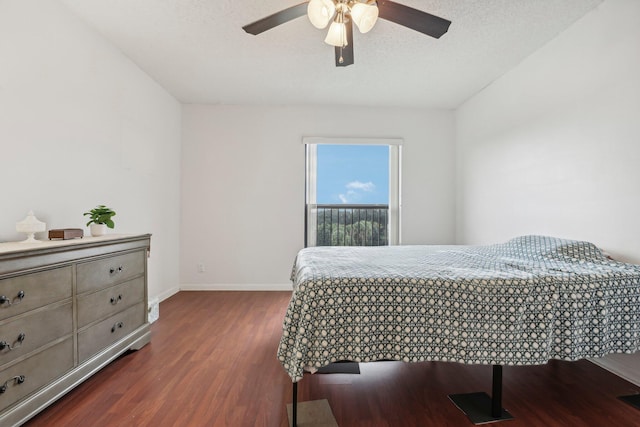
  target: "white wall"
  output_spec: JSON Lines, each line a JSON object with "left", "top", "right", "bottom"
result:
{"left": 456, "top": 0, "right": 640, "bottom": 264}
{"left": 181, "top": 105, "right": 455, "bottom": 289}
{"left": 456, "top": 0, "right": 640, "bottom": 384}
{"left": 0, "top": 0, "right": 182, "bottom": 301}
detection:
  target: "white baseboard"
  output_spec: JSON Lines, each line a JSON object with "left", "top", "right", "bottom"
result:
{"left": 590, "top": 353, "right": 640, "bottom": 387}
{"left": 146, "top": 285, "right": 290, "bottom": 322}
{"left": 179, "top": 283, "right": 292, "bottom": 291}
{"left": 153, "top": 286, "right": 180, "bottom": 302}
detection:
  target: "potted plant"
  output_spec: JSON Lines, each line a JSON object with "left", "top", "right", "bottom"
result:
{"left": 84, "top": 205, "right": 116, "bottom": 237}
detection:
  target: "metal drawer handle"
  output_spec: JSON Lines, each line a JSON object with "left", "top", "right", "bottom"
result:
{"left": 0, "top": 290, "right": 25, "bottom": 307}
{"left": 109, "top": 266, "right": 124, "bottom": 275}
{"left": 0, "top": 375, "right": 26, "bottom": 394}
{"left": 111, "top": 321, "right": 124, "bottom": 333}
{"left": 0, "top": 333, "right": 26, "bottom": 351}
{"left": 110, "top": 294, "right": 123, "bottom": 305}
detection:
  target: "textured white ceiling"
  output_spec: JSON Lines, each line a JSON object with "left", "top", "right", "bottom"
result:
{"left": 60, "top": 0, "right": 603, "bottom": 108}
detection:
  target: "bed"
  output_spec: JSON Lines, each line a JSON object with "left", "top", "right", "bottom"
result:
{"left": 277, "top": 235, "right": 640, "bottom": 423}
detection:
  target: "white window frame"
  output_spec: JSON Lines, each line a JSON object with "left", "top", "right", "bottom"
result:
{"left": 303, "top": 137, "right": 402, "bottom": 247}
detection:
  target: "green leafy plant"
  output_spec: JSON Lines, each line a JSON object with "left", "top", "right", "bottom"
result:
{"left": 84, "top": 205, "right": 116, "bottom": 229}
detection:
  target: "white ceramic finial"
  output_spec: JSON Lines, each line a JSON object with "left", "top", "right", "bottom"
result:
{"left": 16, "top": 210, "right": 46, "bottom": 243}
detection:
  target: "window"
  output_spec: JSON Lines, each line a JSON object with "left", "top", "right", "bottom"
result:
{"left": 304, "top": 137, "right": 401, "bottom": 247}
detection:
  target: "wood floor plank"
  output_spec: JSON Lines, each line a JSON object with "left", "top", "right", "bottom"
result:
{"left": 24, "top": 291, "right": 640, "bottom": 426}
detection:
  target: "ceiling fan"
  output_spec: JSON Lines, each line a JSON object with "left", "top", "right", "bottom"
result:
{"left": 242, "top": 0, "right": 451, "bottom": 67}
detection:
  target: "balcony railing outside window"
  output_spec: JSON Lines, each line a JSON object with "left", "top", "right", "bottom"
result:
{"left": 310, "top": 204, "right": 389, "bottom": 246}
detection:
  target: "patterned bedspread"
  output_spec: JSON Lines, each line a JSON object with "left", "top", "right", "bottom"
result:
{"left": 277, "top": 236, "right": 640, "bottom": 382}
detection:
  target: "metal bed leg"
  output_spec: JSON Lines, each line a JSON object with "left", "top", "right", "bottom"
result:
{"left": 448, "top": 364, "right": 514, "bottom": 424}
{"left": 619, "top": 393, "right": 640, "bottom": 410}
{"left": 491, "top": 364, "right": 503, "bottom": 418}
{"left": 292, "top": 382, "right": 298, "bottom": 427}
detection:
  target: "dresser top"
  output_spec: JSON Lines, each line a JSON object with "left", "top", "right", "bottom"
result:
{"left": 0, "top": 234, "right": 151, "bottom": 256}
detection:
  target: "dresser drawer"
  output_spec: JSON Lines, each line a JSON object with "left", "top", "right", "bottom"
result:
{"left": 78, "top": 303, "right": 145, "bottom": 362}
{"left": 0, "top": 338, "right": 74, "bottom": 413}
{"left": 77, "top": 277, "right": 145, "bottom": 328}
{"left": 0, "top": 302, "right": 73, "bottom": 369}
{"left": 0, "top": 267, "right": 72, "bottom": 322}
{"left": 76, "top": 250, "right": 145, "bottom": 294}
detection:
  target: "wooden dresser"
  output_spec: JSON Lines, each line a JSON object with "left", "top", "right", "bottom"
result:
{"left": 0, "top": 234, "right": 151, "bottom": 426}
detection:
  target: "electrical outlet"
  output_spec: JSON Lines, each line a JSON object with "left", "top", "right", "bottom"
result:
{"left": 197, "top": 263, "right": 205, "bottom": 273}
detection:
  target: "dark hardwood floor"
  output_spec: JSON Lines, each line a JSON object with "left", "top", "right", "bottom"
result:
{"left": 24, "top": 291, "right": 640, "bottom": 426}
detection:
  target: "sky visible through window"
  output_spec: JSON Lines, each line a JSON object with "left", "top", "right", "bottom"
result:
{"left": 316, "top": 144, "right": 389, "bottom": 205}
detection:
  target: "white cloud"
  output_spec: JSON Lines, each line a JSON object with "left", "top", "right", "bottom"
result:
{"left": 338, "top": 190, "right": 357, "bottom": 203}
{"left": 346, "top": 181, "right": 375, "bottom": 192}
{"left": 338, "top": 182, "right": 375, "bottom": 204}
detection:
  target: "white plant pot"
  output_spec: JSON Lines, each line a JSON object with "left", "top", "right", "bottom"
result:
{"left": 90, "top": 223, "right": 107, "bottom": 237}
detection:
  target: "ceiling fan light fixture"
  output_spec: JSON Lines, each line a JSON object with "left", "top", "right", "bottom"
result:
{"left": 350, "top": 2, "right": 378, "bottom": 34}
{"left": 324, "top": 20, "right": 348, "bottom": 47}
{"left": 307, "top": 0, "right": 336, "bottom": 29}
{"left": 242, "top": 0, "right": 452, "bottom": 67}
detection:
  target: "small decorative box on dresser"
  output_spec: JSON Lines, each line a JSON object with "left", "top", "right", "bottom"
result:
{"left": 0, "top": 234, "right": 151, "bottom": 426}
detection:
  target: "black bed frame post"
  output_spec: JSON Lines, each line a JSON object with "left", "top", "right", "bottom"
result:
{"left": 292, "top": 382, "right": 298, "bottom": 427}
{"left": 448, "top": 364, "right": 513, "bottom": 423}
{"left": 492, "top": 364, "right": 503, "bottom": 418}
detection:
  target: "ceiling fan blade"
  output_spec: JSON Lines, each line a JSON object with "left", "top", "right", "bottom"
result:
{"left": 377, "top": 0, "right": 451, "bottom": 39}
{"left": 242, "top": 2, "right": 309, "bottom": 35}
{"left": 335, "top": 19, "right": 354, "bottom": 67}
